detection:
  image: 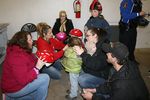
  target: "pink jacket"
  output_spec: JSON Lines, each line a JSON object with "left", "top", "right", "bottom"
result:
{"left": 1, "top": 45, "right": 38, "bottom": 93}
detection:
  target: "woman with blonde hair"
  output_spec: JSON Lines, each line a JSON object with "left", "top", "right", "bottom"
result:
{"left": 52, "top": 10, "right": 74, "bottom": 42}
{"left": 36, "top": 23, "right": 68, "bottom": 79}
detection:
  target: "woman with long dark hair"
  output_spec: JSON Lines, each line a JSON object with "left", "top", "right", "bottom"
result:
{"left": 1, "top": 31, "right": 50, "bottom": 100}
{"left": 73, "top": 28, "right": 110, "bottom": 88}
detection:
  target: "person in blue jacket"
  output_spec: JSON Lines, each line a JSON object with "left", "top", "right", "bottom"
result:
{"left": 119, "top": 0, "right": 146, "bottom": 64}
{"left": 84, "top": 0, "right": 111, "bottom": 41}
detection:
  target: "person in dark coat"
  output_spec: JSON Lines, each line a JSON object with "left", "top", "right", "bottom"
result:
{"left": 82, "top": 42, "right": 149, "bottom": 100}
{"left": 119, "top": 0, "right": 146, "bottom": 64}
{"left": 52, "top": 10, "right": 74, "bottom": 37}
{"left": 84, "top": 0, "right": 111, "bottom": 41}
{"left": 73, "top": 28, "right": 110, "bottom": 88}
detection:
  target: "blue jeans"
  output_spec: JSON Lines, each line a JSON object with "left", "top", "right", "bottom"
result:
{"left": 40, "top": 59, "right": 62, "bottom": 79}
{"left": 78, "top": 71, "right": 106, "bottom": 88}
{"left": 69, "top": 73, "right": 79, "bottom": 98}
{"left": 6, "top": 74, "right": 50, "bottom": 100}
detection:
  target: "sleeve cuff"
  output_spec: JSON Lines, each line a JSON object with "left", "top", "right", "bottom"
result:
{"left": 34, "top": 68, "right": 39, "bottom": 75}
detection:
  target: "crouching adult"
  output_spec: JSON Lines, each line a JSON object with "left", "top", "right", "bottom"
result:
{"left": 1, "top": 31, "right": 50, "bottom": 100}
{"left": 82, "top": 42, "right": 149, "bottom": 100}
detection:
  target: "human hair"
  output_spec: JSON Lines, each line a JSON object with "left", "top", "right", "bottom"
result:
{"left": 38, "top": 24, "right": 51, "bottom": 38}
{"left": 36, "top": 22, "right": 48, "bottom": 35}
{"left": 111, "top": 53, "right": 128, "bottom": 65}
{"left": 87, "top": 28, "right": 107, "bottom": 41}
{"left": 59, "top": 10, "right": 67, "bottom": 18}
{"left": 8, "top": 31, "right": 32, "bottom": 53}
{"left": 117, "top": 57, "right": 128, "bottom": 65}
{"left": 68, "top": 37, "right": 82, "bottom": 47}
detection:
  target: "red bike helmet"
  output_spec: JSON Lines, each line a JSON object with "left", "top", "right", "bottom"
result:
{"left": 36, "top": 50, "right": 54, "bottom": 63}
{"left": 55, "top": 32, "right": 67, "bottom": 41}
{"left": 69, "top": 29, "right": 83, "bottom": 37}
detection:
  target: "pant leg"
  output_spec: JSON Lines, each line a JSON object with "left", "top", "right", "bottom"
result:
{"left": 52, "top": 59, "right": 63, "bottom": 71}
{"left": 41, "top": 66, "right": 61, "bottom": 79}
{"left": 6, "top": 74, "right": 50, "bottom": 100}
{"left": 119, "top": 23, "right": 137, "bottom": 61}
{"left": 128, "top": 28, "right": 137, "bottom": 61}
{"left": 69, "top": 73, "right": 79, "bottom": 98}
{"left": 78, "top": 72, "right": 106, "bottom": 88}
{"left": 5, "top": 95, "right": 32, "bottom": 100}
{"left": 34, "top": 74, "right": 50, "bottom": 100}
{"left": 40, "top": 59, "right": 62, "bottom": 79}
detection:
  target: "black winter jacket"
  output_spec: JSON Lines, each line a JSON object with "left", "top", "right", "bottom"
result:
{"left": 80, "top": 37, "right": 110, "bottom": 79}
{"left": 52, "top": 18, "right": 74, "bottom": 36}
{"left": 92, "top": 61, "right": 149, "bottom": 100}
{"left": 85, "top": 16, "right": 111, "bottom": 41}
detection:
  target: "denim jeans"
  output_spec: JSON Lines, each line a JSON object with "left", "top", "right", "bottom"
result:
{"left": 40, "top": 59, "right": 62, "bottom": 79}
{"left": 69, "top": 73, "right": 79, "bottom": 98}
{"left": 78, "top": 71, "right": 106, "bottom": 88}
{"left": 5, "top": 74, "right": 50, "bottom": 100}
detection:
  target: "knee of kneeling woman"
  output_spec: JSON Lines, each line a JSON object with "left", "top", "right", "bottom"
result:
{"left": 39, "top": 74, "right": 50, "bottom": 85}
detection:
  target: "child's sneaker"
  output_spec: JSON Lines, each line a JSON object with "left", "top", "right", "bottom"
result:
{"left": 66, "top": 90, "right": 70, "bottom": 94}
{"left": 65, "top": 95, "right": 77, "bottom": 100}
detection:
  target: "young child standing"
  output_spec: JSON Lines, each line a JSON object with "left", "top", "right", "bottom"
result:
{"left": 61, "top": 29, "right": 83, "bottom": 100}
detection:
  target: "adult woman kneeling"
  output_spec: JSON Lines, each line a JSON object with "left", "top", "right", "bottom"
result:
{"left": 73, "top": 28, "right": 110, "bottom": 88}
{"left": 1, "top": 31, "right": 50, "bottom": 100}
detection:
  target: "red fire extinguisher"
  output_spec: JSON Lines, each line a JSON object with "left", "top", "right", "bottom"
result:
{"left": 73, "top": 0, "right": 81, "bottom": 18}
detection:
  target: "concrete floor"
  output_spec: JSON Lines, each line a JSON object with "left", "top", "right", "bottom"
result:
{"left": 135, "top": 49, "right": 150, "bottom": 93}
{"left": 0, "top": 48, "right": 150, "bottom": 100}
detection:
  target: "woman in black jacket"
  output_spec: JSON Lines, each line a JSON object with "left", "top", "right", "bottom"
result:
{"left": 73, "top": 28, "right": 110, "bottom": 88}
{"left": 52, "top": 10, "right": 74, "bottom": 37}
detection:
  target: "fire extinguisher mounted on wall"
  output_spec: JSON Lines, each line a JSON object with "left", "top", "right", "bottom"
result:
{"left": 73, "top": 0, "right": 81, "bottom": 18}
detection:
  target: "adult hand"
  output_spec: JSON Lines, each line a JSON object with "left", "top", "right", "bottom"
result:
{"left": 140, "top": 11, "right": 146, "bottom": 16}
{"left": 73, "top": 46, "right": 84, "bottom": 55}
{"left": 81, "top": 91, "right": 93, "bottom": 100}
{"left": 35, "top": 57, "right": 46, "bottom": 70}
{"left": 83, "top": 88, "right": 96, "bottom": 93}
{"left": 63, "top": 44, "right": 68, "bottom": 51}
